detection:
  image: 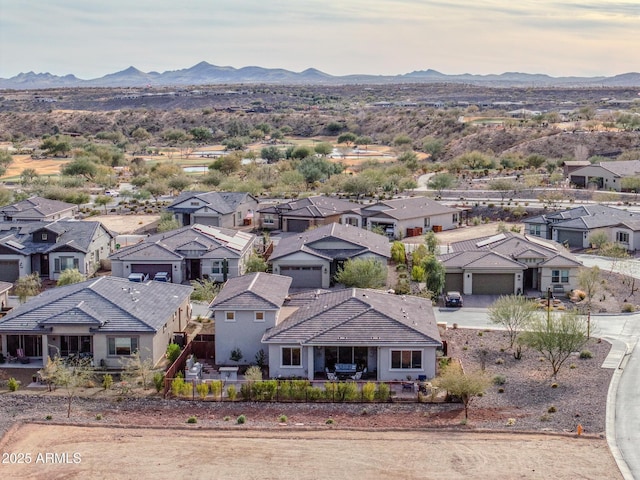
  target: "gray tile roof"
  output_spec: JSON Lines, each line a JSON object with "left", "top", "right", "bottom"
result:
{"left": 585, "top": 160, "right": 640, "bottom": 177}
{"left": 0, "top": 220, "right": 112, "bottom": 255}
{"left": 109, "top": 224, "right": 255, "bottom": 261}
{"left": 258, "top": 196, "right": 355, "bottom": 218}
{"left": 0, "top": 281, "right": 12, "bottom": 293}
{"left": 269, "top": 222, "right": 391, "bottom": 261}
{"left": 167, "top": 191, "right": 255, "bottom": 214}
{"left": 439, "top": 251, "right": 525, "bottom": 269}
{"left": 359, "top": 196, "right": 459, "bottom": 221}
{"left": 210, "top": 272, "right": 292, "bottom": 310}
{"left": 526, "top": 205, "right": 640, "bottom": 231}
{"left": 0, "top": 276, "right": 192, "bottom": 334}
{"left": 0, "top": 196, "right": 77, "bottom": 220}
{"left": 262, "top": 288, "right": 441, "bottom": 346}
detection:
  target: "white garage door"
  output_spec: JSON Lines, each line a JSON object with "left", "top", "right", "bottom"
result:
{"left": 279, "top": 266, "right": 322, "bottom": 288}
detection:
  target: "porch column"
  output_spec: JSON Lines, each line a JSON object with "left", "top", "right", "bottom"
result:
{"left": 1, "top": 335, "right": 6, "bottom": 357}
{"left": 306, "top": 347, "right": 314, "bottom": 381}
{"left": 41, "top": 334, "right": 48, "bottom": 364}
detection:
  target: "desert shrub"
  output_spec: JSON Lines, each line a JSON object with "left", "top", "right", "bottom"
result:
{"left": 7, "top": 377, "right": 19, "bottom": 392}
{"left": 244, "top": 365, "right": 263, "bottom": 382}
{"left": 375, "top": 382, "right": 391, "bottom": 401}
{"left": 45, "top": 415, "right": 52, "bottom": 420}
{"left": 223, "top": 416, "right": 231, "bottom": 421}
{"left": 102, "top": 374, "right": 113, "bottom": 390}
{"left": 540, "top": 414, "right": 550, "bottom": 422}
{"left": 171, "top": 377, "right": 186, "bottom": 397}
{"left": 306, "top": 386, "right": 323, "bottom": 401}
{"left": 570, "top": 363, "right": 577, "bottom": 369}
{"left": 362, "top": 382, "right": 376, "bottom": 402}
{"left": 326, "top": 418, "right": 334, "bottom": 425}
{"left": 548, "top": 405, "right": 557, "bottom": 413}
{"left": 495, "top": 358, "right": 505, "bottom": 365}
{"left": 209, "top": 380, "right": 223, "bottom": 397}
{"left": 498, "top": 387, "right": 505, "bottom": 393}
{"left": 323, "top": 381, "right": 338, "bottom": 400}
{"left": 187, "top": 416, "right": 197, "bottom": 424}
{"left": 492, "top": 374, "right": 506, "bottom": 386}
{"left": 335, "top": 381, "right": 358, "bottom": 402}
{"left": 579, "top": 350, "right": 594, "bottom": 359}
{"left": 153, "top": 372, "right": 164, "bottom": 393}
{"left": 95, "top": 414, "right": 103, "bottom": 421}
{"left": 227, "top": 385, "right": 237, "bottom": 400}
{"left": 279, "top": 414, "right": 288, "bottom": 423}
{"left": 249, "top": 380, "right": 278, "bottom": 401}
{"left": 622, "top": 303, "right": 636, "bottom": 313}
{"left": 236, "top": 414, "right": 246, "bottom": 424}
{"left": 506, "top": 418, "right": 516, "bottom": 426}
{"left": 196, "top": 382, "right": 209, "bottom": 400}
{"left": 551, "top": 383, "right": 558, "bottom": 388}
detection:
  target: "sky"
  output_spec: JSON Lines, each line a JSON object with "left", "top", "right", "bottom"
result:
{"left": 0, "top": 0, "right": 639, "bottom": 79}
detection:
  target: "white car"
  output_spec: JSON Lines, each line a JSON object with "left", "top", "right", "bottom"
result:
{"left": 104, "top": 190, "right": 119, "bottom": 197}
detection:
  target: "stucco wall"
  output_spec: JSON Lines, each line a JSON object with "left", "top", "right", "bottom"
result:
{"left": 214, "top": 309, "right": 277, "bottom": 366}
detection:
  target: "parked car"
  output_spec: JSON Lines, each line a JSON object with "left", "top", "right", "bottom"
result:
{"left": 104, "top": 190, "right": 119, "bottom": 197}
{"left": 445, "top": 291, "right": 463, "bottom": 307}
{"left": 128, "top": 273, "right": 149, "bottom": 282}
{"left": 153, "top": 272, "right": 171, "bottom": 282}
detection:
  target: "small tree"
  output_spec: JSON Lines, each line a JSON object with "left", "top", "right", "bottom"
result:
{"left": 43, "top": 356, "right": 95, "bottom": 417}
{"left": 15, "top": 272, "right": 41, "bottom": 303}
{"left": 424, "top": 231, "right": 439, "bottom": 255}
{"left": 57, "top": 268, "right": 85, "bottom": 286}
{"left": 94, "top": 195, "right": 111, "bottom": 214}
{"left": 520, "top": 311, "right": 590, "bottom": 377}
{"left": 428, "top": 173, "right": 455, "bottom": 196}
{"left": 577, "top": 266, "right": 601, "bottom": 312}
{"left": 421, "top": 255, "right": 445, "bottom": 297}
{"left": 488, "top": 295, "right": 537, "bottom": 348}
{"left": 587, "top": 231, "right": 608, "bottom": 249}
{"left": 190, "top": 278, "right": 221, "bottom": 303}
{"left": 435, "top": 363, "right": 489, "bottom": 420}
{"left": 157, "top": 211, "right": 180, "bottom": 233}
{"left": 245, "top": 253, "right": 268, "bottom": 273}
{"left": 121, "top": 349, "right": 156, "bottom": 390}
{"left": 334, "top": 258, "right": 387, "bottom": 288}
{"left": 390, "top": 241, "right": 406, "bottom": 264}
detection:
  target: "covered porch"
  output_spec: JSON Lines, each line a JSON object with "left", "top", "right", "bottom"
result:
{"left": 2, "top": 333, "right": 94, "bottom": 366}
{"left": 312, "top": 345, "right": 377, "bottom": 380}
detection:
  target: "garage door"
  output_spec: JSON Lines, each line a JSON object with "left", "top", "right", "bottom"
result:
{"left": 279, "top": 266, "right": 322, "bottom": 288}
{"left": 131, "top": 264, "right": 173, "bottom": 279}
{"left": 0, "top": 260, "right": 19, "bottom": 282}
{"left": 445, "top": 273, "right": 463, "bottom": 293}
{"left": 287, "top": 219, "right": 310, "bottom": 233}
{"left": 194, "top": 216, "right": 219, "bottom": 227}
{"left": 556, "top": 230, "right": 583, "bottom": 248}
{"left": 472, "top": 273, "right": 514, "bottom": 295}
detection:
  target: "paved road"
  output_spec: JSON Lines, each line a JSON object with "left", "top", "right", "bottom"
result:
{"left": 438, "top": 256, "right": 640, "bottom": 479}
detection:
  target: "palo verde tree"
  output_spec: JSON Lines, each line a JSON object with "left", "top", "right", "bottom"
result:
{"left": 434, "top": 363, "right": 489, "bottom": 420}
{"left": 488, "top": 295, "right": 537, "bottom": 349}
{"left": 40, "top": 356, "right": 95, "bottom": 417}
{"left": 577, "top": 266, "right": 601, "bottom": 312}
{"left": 520, "top": 311, "right": 591, "bottom": 377}
{"left": 121, "top": 349, "right": 156, "bottom": 390}
{"left": 334, "top": 258, "right": 387, "bottom": 289}
{"left": 57, "top": 268, "right": 85, "bottom": 286}
{"left": 15, "top": 273, "right": 41, "bottom": 303}
{"left": 428, "top": 173, "right": 455, "bottom": 196}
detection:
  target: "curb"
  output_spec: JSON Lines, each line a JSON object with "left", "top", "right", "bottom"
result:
{"left": 604, "top": 336, "right": 636, "bottom": 480}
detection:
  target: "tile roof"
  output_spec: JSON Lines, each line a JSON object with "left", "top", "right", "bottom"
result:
{"left": 258, "top": 196, "right": 355, "bottom": 218}
{"left": 0, "top": 196, "right": 76, "bottom": 220}
{"left": 109, "top": 224, "right": 255, "bottom": 261}
{"left": 359, "top": 196, "right": 459, "bottom": 221}
{"left": 438, "top": 251, "right": 525, "bottom": 269}
{"left": 167, "top": 191, "right": 255, "bottom": 214}
{"left": 269, "top": 222, "right": 391, "bottom": 261}
{"left": 262, "top": 288, "right": 440, "bottom": 346}
{"left": 524, "top": 205, "right": 640, "bottom": 230}
{"left": 0, "top": 220, "right": 112, "bottom": 255}
{"left": 210, "top": 272, "right": 292, "bottom": 310}
{"left": 0, "top": 276, "right": 192, "bottom": 334}
{"left": 0, "top": 281, "right": 12, "bottom": 293}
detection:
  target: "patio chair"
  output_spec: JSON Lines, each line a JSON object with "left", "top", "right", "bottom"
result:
{"left": 16, "top": 348, "right": 30, "bottom": 364}
{"left": 350, "top": 371, "right": 362, "bottom": 381}
{"left": 327, "top": 372, "right": 338, "bottom": 381}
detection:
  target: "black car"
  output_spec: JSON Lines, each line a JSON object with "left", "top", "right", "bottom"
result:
{"left": 445, "top": 291, "right": 463, "bottom": 307}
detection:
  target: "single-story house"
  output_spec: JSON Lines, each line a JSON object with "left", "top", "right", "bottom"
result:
{"left": 258, "top": 196, "right": 356, "bottom": 232}
{"left": 0, "top": 196, "right": 78, "bottom": 222}
{"left": 342, "top": 196, "right": 461, "bottom": 239}
{"left": 210, "top": 273, "right": 441, "bottom": 381}
{"left": 440, "top": 232, "right": 582, "bottom": 295}
{"left": 562, "top": 160, "right": 591, "bottom": 178}
{"left": 0, "top": 276, "right": 193, "bottom": 368}
{"left": 109, "top": 224, "right": 256, "bottom": 283}
{"left": 263, "top": 288, "right": 442, "bottom": 381}
{"left": 166, "top": 191, "right": 258, "bottom": 228}
{"left": 210, "top": 272, "right": 292, "bottom": 367}
{"left": 569, "top": 160, "right": 640, "bottom": 192}
{"left": 269, "top": 222, "right": 391, "bottom": 289}
{"left": 0, "top": 220, "right": 115, "bottom": 283}
{"left": 523, "top": 204, "right": 640, "bottom": 250}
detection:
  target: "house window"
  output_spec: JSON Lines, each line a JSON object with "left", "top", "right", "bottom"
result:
{"left": 551, "top": 269, "right": 569, "bottom": 283}
{"left": 529, "top": 225, "right": 541, "bottom": 236}
{"left": 616, "top": 232, "right": 630, "bottom": 243}
{"left": 391, "top": 350, "right": 422, "bottom": 369}
{"left": 263, "top": 215, "right": 274, "bottom": 225}
{"left": 212, "top": 261, "right": 222, "bottom": 274}
{"left": 254, "top": 311, "right": 265, "bottom": 322}
{"left": 54, "top": 256, "right": 79, "bottom": 273}
{"left": 108, "top": 337, "right": 138, "bottom": 356}
{"left": 42, "top": 233, "right": 48, "bottom": 240}
{"left": 424, "top": 217, "right": 431, "bottom": 228}
{"left": 225, "top": 311, "right": 235, "bottom": 322}
{"left": 237, "top": 212, "right": 242, "bottom": 222}
{"left": 190, "top": 201, "right": 199, "bottom": 206}
{"left": 281, "top": 347, "right": 301, "bottom": 367}
{"left": 452, "top": 213, "right": 459, "bottom": 223}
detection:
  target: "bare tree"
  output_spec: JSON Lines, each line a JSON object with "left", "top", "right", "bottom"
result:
{"left": 488, "top": 295, "right": 537, "bottom": 349}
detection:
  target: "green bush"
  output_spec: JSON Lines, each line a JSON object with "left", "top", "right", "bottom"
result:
{"left": 187, "top": 416, "right": 197, "bottom": 424}
{"left": 166, "top": 343, "right": 181, "bottom": 364}
{"left": 95, "top": 414, "right": 103, "bottom": 420}
{"left": 209, "top": 380, "right": 223, "bottom": 397}
{"left": 196, "top": 382, "right": 209, "bottom": 400}
{"left": 548, "top": 405, "right": 557, "bottom": 413}
{"left": 7, "top": 377, "right": 19, "bottom": 392}
{"left": 45, "top": 415, "right": 52, "bottom": 421}
{"left": 492, "top": 374, "right": 506, "bottom": 386}
{"left": 153, "top": 372, "right": 165, "bottom": 393}
{"left": 279, "top": 414, "right": 288, "bottom": 423}
{"left": 362, "top": 382, "right": 376, "bottom": 402}
{"left": 305, "top": 386, "right": 323, "bottom": 401}
{"left": 335, "top": 381, "right": 358, "bottom": 402}
{"left": 326, "top": 418, "right": 334, "bottom": 425}
{"left": 622, "top": 303, "right": 635, "bottom": 313}
{"left": 102, "top": 374, "right": 113, "bottom": 390}
{"left": 171, "top": 377, "right": 186, "bottom": 397}
{"left": 223, "top": 416, "right": 231, "bottom": 421}
{"left": 227, "top": 385, "right": 237, "bottom": 401}
{"left": 236, "top": 414, "right": 246, "bottom": 424}
{"left": 323, "top": 381, "right": 338, "bottom": 400}
{"left": 579, "top": 350, "right": 594, "bottom": 359}
{"left": 375, "top": 383, "right": 391, "bottom": 401}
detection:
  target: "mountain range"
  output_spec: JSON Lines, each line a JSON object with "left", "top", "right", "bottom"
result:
{"left": 2, "top": 62, "right": 640, "bottom": 89}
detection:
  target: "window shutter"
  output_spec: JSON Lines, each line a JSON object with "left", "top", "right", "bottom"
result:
{"left": 54, "top": 258, "right": 60, "bottom": 272}
{"left": 73, "top": 258, "right": 80, "bottom": 269}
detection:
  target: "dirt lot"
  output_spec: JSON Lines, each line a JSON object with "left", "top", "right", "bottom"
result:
{"left": 0, "top": 423, "right": 620, "bottom": 480}
{"left": 1, "top": 154, "right": 70, "bottom": 179}
{"left": 86, "top": 214, "right": 160, "bottom": 235}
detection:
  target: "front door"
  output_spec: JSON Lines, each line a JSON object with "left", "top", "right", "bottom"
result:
{"left": 41, "top": 254, "right": 49, "bottom": 276}
{"left": 189, "top": 259, "right": 201, "bottom": 280}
